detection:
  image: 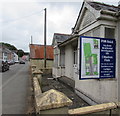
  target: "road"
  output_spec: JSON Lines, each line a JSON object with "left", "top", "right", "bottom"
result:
{"left": 2, "top": 62, "right": 30, "bottom": 114}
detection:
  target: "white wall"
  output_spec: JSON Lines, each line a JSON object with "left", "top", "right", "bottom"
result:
{"left": 116, "top": 18, "right": 120, "bottom": 101}
{"left": 52, "top": 45, "right": 61, "bottom": 78}
{"left": 65, "top": 44, "right": 74, "bottom": 79}
{"left": 52, "top": 67, "right": 57, "bottom": 78}
{"left": 75, "top": 79, "right": 118, "bottom": 104}
{"left": 75, "top": 20, "right": 119, "bottom": 104}
{"left": 53, "top": 44, "right": 74, "bottom": 79}
{"left": 14, "top": 53, "right": 18, "bottom": 62}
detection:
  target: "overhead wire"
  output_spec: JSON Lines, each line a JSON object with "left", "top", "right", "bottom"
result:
{"left": 1, "top": 9, "right": 44, "bottom": 24}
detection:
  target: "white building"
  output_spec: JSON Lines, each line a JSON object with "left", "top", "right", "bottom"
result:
{"left": 52, "top": 1, "right": 120, "bottom": 105}
{"left": 52, "top": 33, "right": 71, "bottom": 78}
{"left": 0, "top": 44, "right": 18, "bottom": 62}
{"left": 14, "top": 52, "right": 19, "bottom": 62}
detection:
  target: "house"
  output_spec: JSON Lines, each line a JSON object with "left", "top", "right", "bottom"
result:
{"left": 29, "top": 44, "right": 54, "bottom": 71}
{"left": 0, "top": 43, "right": 19, "bottom": 62}
{"left": 52, "top": 0, "right": 120, "bottom": 105}
{"left": 52, "top": 33, "right": 71, "bottom": 78}
{"left": 22, "top": 55, "right": 29, "bottom": 61}
{"left": 14, "top": 52, "right": 19, "bottom": 62}
{"left": 0, "top": 44, "right": 14, "bottom": 61}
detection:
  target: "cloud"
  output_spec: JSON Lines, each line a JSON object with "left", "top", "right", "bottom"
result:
{"left": 1, "top": 2, "right": 82, "bottom": 52}
{"left": 1, "top": 0, "right": 119, "bottom": 52}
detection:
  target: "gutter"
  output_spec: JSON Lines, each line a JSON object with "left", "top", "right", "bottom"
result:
{"left": 97, "top": 10, "right": 118, "bottom": 22}
{"left": 100, "top": 10, "right": 116, "bottom": 16}
{"left": 100, "top": 9, "right": 120, "bottom": 19}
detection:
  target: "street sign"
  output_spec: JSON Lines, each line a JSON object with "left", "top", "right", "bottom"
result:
{"left": 80, "top": 36, "right": 116, "bottom": 79}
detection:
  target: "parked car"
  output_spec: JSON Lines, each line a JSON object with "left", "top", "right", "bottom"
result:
{"left": 19, "top": 60, "right": 25, "bottom": 64}
{"left": 2, "top": 60, "right": 9, "bottom": 72}
{"left": 8, "top": 60, "right": 15, "bottom": 65}
{"left": 15, "top": 61, "right": 19, "bottom": 63}
{"left": 0, "top": 59, "right": 2, "bottom": 72}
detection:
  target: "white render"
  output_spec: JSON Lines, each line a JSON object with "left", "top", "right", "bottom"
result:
{"left": 73, "top": 2, "right": 119, "bottom": 105}
{"left": 65, "top": 45, "right": 74, "bottom": 79}
{"left": 52, "top": 1, "right": 120, "bottom": 105}
{"left": 14, "top": 53, "right": 19, "bottom": 62}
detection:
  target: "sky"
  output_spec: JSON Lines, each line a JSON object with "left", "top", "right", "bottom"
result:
{"left": 1, "top": 0, "right": 119, "bottom": 52}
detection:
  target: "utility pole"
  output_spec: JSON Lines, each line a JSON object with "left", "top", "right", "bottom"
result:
{"left": 44, "top": 8, "right": 47, "bottom": 68}
{"left": 31, "top": 35, "right": 33, "bottom": 44}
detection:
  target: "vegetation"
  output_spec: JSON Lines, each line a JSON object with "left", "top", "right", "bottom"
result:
{"left": 1, "top": 42, "right": 17, "bottom": 50}
{"left": 17, "top": 49, "right": 24, "bottom": 57}
{"left": 1, "top": 42, "right": 28, "bottom": 57}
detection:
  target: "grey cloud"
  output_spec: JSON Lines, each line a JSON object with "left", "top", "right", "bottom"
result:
{"left": 1, "top": 0, "right": 118, "bottom": 52}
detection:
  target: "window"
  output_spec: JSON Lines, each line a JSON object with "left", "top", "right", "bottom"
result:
{"left": 105, "top": 27, "right": 115, "bottom": 39}
{"left": 74, "top": 48, "right": 78, "bottom": 64}
{"left": 54, "top": 54, "right": 58, "bottom": 67}
{"left": 60, "top": 48, "right": 65, "bottom": 67}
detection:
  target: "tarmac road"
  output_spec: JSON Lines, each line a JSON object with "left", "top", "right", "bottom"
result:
{"left": 2, "top": 62, "right": 30, "bottom": 114}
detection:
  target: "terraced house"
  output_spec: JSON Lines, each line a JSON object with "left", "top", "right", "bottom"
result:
{"left": 52, "top": 0, "right": 120, "bottom": 105}
{"left": 0, "top": 43, "right": 15, "bottom": 62}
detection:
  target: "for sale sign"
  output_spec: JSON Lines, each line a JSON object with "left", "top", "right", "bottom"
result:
{"left": 80, "top": 36, "right": 116, "bottom": 79}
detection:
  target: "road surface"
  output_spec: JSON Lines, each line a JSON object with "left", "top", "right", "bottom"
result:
{"left": 2, "top": 62, "right": 30, "bottom": 114}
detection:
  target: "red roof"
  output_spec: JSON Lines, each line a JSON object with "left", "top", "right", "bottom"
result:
{"left": 29, "top": 44, "right": 54, "bottom": 60}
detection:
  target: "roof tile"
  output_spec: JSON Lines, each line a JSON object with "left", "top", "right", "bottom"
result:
{"left": 88, "top": 1, "right": 119, "bottom": 12}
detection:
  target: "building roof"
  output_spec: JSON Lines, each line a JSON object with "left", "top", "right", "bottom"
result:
{"left": 88, "top": 1, "right": 119, "bottom": 12}
{"left": 52, "top": 33, "right": 71, "bottom": 45}
{"left": 73, "top": 1, "right": 119, "bottom": 34}
{"left": 0, "top": 44, "right": 12, "bottom": 53}
{"left": 29, "top": 44, "right": 54, "bottom": 60}
{"left": 0, "top": 43, "right": 18, "bottom": 54}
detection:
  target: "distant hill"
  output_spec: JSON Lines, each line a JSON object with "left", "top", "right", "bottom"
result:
{"left": 0, "top": 42, "right": 28, "bottom": 57}
{"left": 1, "top": 42, "right": 17, "bottom": 51}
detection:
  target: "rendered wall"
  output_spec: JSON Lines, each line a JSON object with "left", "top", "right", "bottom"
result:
{"left": 117, "top": 18, "right": 120, "bottom": 101}
{"left": 75, "top": 79, "right": 118, "bottom": 105}
{"left": 65, "top": 45, "right": 74, "bottom": 79}
{"left": 75, "top": 24, "right": 118, "bottom": 105}
{"left": 30, "top": 59, "right": 53, "bottom": 69}
{"left": 52, "top": 67, "right": 62, "bottom": 78}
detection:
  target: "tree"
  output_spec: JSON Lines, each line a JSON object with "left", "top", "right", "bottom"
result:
{"left": 1, "top": 42, "right": 26, "bottom": 57}
{"left": 1, "top": 42, "right": 17, "bottom": 50}
{"left": 17, "top": 49, "right": 24, "bottom": 57}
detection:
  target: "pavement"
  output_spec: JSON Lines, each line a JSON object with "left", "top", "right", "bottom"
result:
{"left": 2, "top": 62, "right": 30, "bottom": 114}
{"left": 41, "top": 74, "right": 89, "bottom": 109}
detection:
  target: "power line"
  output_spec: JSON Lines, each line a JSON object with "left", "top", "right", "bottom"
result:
{"left": 2, "top": 9, "right": 44, "bottom": 24}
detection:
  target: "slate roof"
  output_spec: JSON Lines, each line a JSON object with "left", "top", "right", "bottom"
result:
{"left": 88, "top": 1, "right": 119, "bottom": 12}
{"left": 29, "top": 44, "right": 54, "bottom": 60}
{"left": 53, "top": 33, "right": 71, "bottom": 44}
{"left": 73, "top": 1, "right": 119, "bottom": 33}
